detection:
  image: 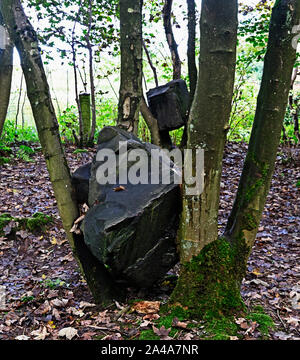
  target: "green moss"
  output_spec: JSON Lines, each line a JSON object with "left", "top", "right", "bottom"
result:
{"left": 0, "top": 212, "right": 52, "bottom": 235}
{"left": 24, "top": 212, "right": 52, "bottom": 232}
{"left": 247, "top": 307, "right": 274, "bottom": 336}
{"left": 202, "top": 315, "right": 239, "bottom": 340}
{"left": 139, "top": 330, "right": 160, "bottom": 340}
{"left": 243, "top": 212, "right": 259, "bottom": 231}
{"left": 169, "top": 237, "right": 249, "bottom": 319}
{"left": 243, "top": 153, "right": 270, "bottom": 203}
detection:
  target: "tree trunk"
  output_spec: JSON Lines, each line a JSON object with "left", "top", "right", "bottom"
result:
{"left": 118, "top": 0, "right": 143, "bottom": 134}
{"left": 171, "top": 0, "right": 299, "bottom": 318}
{"left": 289, "top": 67, "right": 300, "bottom": 142}
{"left": 186, "top": 0, "right": 197, "bottom": 104}
{"left": 170, "top": 0, "right": 239, "bottom": 317}
{"left": 225, "top": 0, "right": 300, "bottom": 251}
{"left": 0, "top": 13, "right": 13, "bottom": 138}
{"left": 140, "top": 96, "right": 161, "bottom": 146}
{"left": 178, "top": 0, "right": 238, "bottom": 262}
{"left": 0, "top": 0, "right": 121, "bottom": 305}
{"left": 87, "top": 0, "right": 97, "bottom": 145}
{"left": 163, "top": 0, "right": 181, "bottom": 80}
{"left": 79, "top": 93, "right": 91, "bottom": 145}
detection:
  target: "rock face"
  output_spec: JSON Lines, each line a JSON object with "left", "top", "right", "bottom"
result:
{"left": 147, "top": 79, "right": 190, "bottom": 132}
{"left": 71, "top": 162, "right": 91, "bottom": 205}
{"left": 73, "top": 127, "right": 181, "bottom": 288}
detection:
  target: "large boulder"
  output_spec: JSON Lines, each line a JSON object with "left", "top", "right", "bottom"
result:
{"left": 76, "top": 127, "right": 181, "bottom": 288}
{"left": 146, "top": 79, "right": 190, "bottom": 132}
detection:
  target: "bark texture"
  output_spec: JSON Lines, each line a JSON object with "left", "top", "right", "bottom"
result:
{"left": 118, "top": 0, "right": 143, "bottom": 134}
{"left": 186, "top": 0, "right": 197, "bottom": 103}
{"left": 0, "top": 0, "right": 120, "bottom": 304}
{"left": 0, "top": 12, "right": 13, "bottom": 137}
{"left": 171, "top": 0, "right": 300, "bottom": 318}
{"left": 163, "top": 0, "right": 181, "bottom": 80}
{"left": 179, "top": 0, "right": 238, "bottom": 261}
{"left": 140, "top": 96, "right": 161, "bottom": 146}
{"left": 79, "top": 93, "right": 91, "bottom": 145}
{"left": 225, "top": 0, "right": 300, "bottom": 250}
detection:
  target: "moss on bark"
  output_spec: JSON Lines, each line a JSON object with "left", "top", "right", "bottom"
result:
{"left": 170, "top": 237, "right": 249, "bottom": 318}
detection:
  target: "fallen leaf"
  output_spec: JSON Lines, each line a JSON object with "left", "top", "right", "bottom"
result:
{"left": 79, "top": 301, "right": 96, "bottom": 308}
{"left": 132, "top": 301, "right": 160, "bottom": 314}
{"left": 15, "top": 335, "right": 29, "bottom": 340}
{"left": 113, "top": 186, "right": 126, "bottom": 192}
{"left": 152, "top": 325, "right": 172, "bottom": 340}
{"left": 58, "top": 327, "right": 78, "bottom": 340}
{"left": 31, "top": 327, "right": 49, "bottom": 340}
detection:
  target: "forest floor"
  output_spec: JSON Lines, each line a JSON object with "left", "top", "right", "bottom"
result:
{"left": 0, "top": 141, "right": 299, "bottom": 340}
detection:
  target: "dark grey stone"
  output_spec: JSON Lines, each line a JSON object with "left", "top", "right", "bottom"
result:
{"left": 81, "top": 126, "right": 181, "bottom": 288}
{"left": 71, "top": 162, "right": 91, "bottom": 204}
{"left": 146, "top": 79, "right": 190, "bottom": 132}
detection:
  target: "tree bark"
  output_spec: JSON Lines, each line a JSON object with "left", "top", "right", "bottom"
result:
{"left": 186, "top": 0, "right": 197, "bottom": 104}
{"left": 0, "top": 12, "right": 13, "bottom": 138}
{"left": 288, "top": 67, "right": 300, "bottom": 142}
{"left": 87, "top": 0, "right": 97, "bottom": 145}
{"left": 79, "top": 93, "right": 91, "bottom": 145}
{"left": 163, "top": 0, "right": 181, "bottom": 80}
{"left": 118, "top": 0, "right": 143, "bottom": 134}
{"left": 170, "top": 0, "right": 300, "bottom": 318}
{"left": 178, "top": 0, "right": 238, "bottom": 262}
{"left": 225, "top": 0, "right": 300, "bottom": 250}
{"left": 0, "top": 0, "right": 121, "bottom": 304}
{"left": 170, "top": 0, "right": 240, "bottom": 317}
{"left": 140, "top": 96, "right": 161, "bottom": 146}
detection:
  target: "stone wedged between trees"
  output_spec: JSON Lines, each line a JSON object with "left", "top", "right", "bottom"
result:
{"left": 72, "top": 126, "right": 181, "bottom": 288}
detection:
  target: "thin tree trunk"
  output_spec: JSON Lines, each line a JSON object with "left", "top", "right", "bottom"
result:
{"left": 86, "top": 0, "right": 97, "bottom": 145}
{"left": 288, "top": 67, "right": 300, "bottom": 142}
{"left": 79, "top": 93, "right": 91, "bottom": 145}
{"left": 140, "top": 96, "right": 161, "bottom": 146}
{"left": 15, "top": 72, "right": 23, "bottom": 133}
{"left": 88, "top": 46, "right": 96, "bottom": 144}
{"left": 0, "top": 0, "right": 121, "bottom": 304}
{"left": 118, "top": 0, "right": 143, "bottom": 134}
{"left": 21, "top": 89, "right": 26, "bottom": 129}
{"left": 163, "top": 0, "right": 181, "bottom": 80}
{"left": 143, "top": 40, "right": 159, "bottom": 87}
{"left": 186, "top": 0, "right": 197, "bottom": 103}
{"left": 0, "top": 13, "right": 13, "bottom": 138}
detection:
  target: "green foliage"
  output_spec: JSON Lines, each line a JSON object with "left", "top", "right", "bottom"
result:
{"left": 16, "top": 145, "right": 36, "bottom": 162}
{"left": 1, "top": 120, "right": 38, "bottom": 144}
{"left": 42, "top": 278, "right": 66, "bottom": 289}
{"left": 58, "top": 106, "right": 79, "bottom": 142}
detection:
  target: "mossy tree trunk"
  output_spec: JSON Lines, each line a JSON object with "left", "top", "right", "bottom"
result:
{"left": 0, "top": 12, "right": 13, "bottom": 138}
{"left": 118, "top": 0, "right": 143, "bottom": 134}
{"left": 171, "top": 0, "right": 300, "bottom": 318}
{"left": 178, "top": 0, "right": 238, "bottom": 262}
{"left": 0, "top": 0, "right": 121, "bottom": 305}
